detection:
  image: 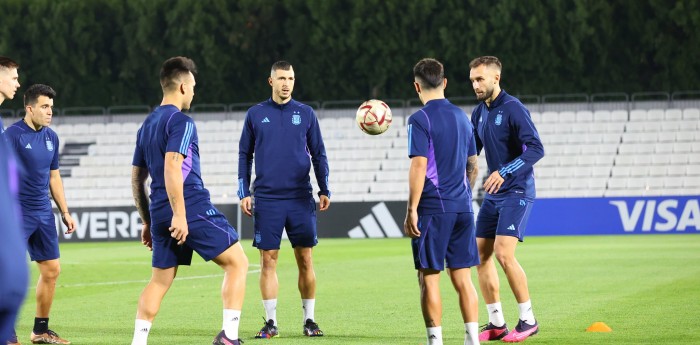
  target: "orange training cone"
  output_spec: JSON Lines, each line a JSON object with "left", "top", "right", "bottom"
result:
{"left": 586, "top": 322, "right": 612, "bottom": 332}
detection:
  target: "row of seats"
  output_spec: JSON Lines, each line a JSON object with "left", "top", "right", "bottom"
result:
{"left": 56, "top": 106, "right": 700, "bottom": 206}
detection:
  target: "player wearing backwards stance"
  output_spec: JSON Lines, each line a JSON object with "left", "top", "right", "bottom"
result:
{"left": 4, "top": 84, "right": 76, "bottom": 344}
{"left": 130, "top": 57, "right": 248, "bottom": 345}
{"left": 404, "top": 58, "right": 481, "bottom": 345}
{"left": 0, "top": 56, "right": 29, "bottom": 345}
{"left": 468, "top": 56, "right": 544, "bottom": 342}
{"left": 0, "top": 56, "right": 21, "bottom": 134}
{"left": 238, "top": 60, "right": 330, "bottom": 339}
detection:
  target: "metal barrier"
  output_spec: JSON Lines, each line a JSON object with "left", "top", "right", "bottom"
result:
{"left": 62, "top": 106, "right": 107, "bottom": 116}
{"left": 631, "top": 91, "right": 670, "bottom": 110}
{"left": 2, "top": 90, "right": 700, "bottom": 120}
{"left": 671, "top": 91, "right": 700, "bottom": 109}
{"left": 591, "top": 92, "right": 629, "bottom": 111}
{"left": 107, "top": 105, "right": 151, "bottom": 115}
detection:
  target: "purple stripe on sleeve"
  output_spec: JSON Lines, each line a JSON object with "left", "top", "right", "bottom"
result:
{"left": 181, "top": 146, "right": 193, "bottom": 180}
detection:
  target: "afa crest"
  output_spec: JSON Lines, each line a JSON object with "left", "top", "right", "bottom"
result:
{"left": 46, "top": 140, "right": 54, "bottom": 151}
{"left": 292, "top": 113, "right": 301, "bottom": 125}
{"left": 495, "top": 114, "right": 503, "bottom": 126}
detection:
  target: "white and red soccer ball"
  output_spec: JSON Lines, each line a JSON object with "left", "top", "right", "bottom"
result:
{"left": 356, "top": 99, "right": 392, "bottom": 135}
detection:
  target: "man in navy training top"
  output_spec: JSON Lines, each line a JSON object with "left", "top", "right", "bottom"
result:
{"left": 468, "top": 56, "right": 544, "bottom": 343}
{"left": 238, "top": 60, "right": 330, "bottom": 339}
{"left": 0, "top": 56, "right": 29, "bottom": 345}
{"left": 404, "top": 58, "right": 481, "bottom": 345}
{"left": 0, "top": 56, "right": 21, "bottom": 133}
{"left": 130, "top": 56, "right": 248, "bottom": 345}
{"left": 4, "top": 84, "right": 76, "bottom": 345}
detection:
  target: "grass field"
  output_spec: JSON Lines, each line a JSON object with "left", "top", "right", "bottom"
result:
{"left": 13, "top": 235, "right": 700, "bottom": 344}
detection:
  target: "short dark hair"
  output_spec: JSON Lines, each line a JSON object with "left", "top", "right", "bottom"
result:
{"left": 24, "top": 84, "right": 56, "bottom": 106}
{"left": 413, "top": 58, "right": 444, "bottom": 89}
{"left": 0, "top": 56, "right": 19, "bottom": 70}
{"left": 271, "top": 60, "right": 292, "bottom": 73}
{"left": 469, "top": 56, "right": 502, "bottom": 71}
{"left": 160, "top": 56, "right": 197, "bottom": 91}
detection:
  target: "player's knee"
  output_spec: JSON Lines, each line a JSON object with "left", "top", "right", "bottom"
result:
{"left": 494, "top": 252, "right": 516, "bottom": 269}
{"left": 296, "top": 254, "right": 313, "bottom": 271}
{"left": 40, "top": 264, "right": 61, "bottom": 281}
{"left": 261, "top": 256, "right": 278, "bottom": 271}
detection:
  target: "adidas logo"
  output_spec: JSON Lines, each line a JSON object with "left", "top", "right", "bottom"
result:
{"left": 262, "top": 117, "right": 270, "bottom": 123}
{"left": 347, "top": 202, "right": 402, "bottom": 238}
{"left": 507, "top": 224, "right": 516, "bottom": 231}
{"left": 139, "top": 328, "right": 149, "bottom": 332}
{"left": 25, "top": 143, "right": 32, "bottom": 149}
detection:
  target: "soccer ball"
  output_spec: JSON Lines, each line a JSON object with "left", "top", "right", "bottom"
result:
{"left": 356, "top": 99, "right": 392, "bottom": 135}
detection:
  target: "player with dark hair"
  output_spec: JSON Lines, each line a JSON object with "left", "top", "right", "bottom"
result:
{"left": 405, "top": 58, "right": 481, "bottom": 345}
{"left": 238, "top": 60, "right": 330, "bottom": 339}
{"left": 130, "top": 56, "right": 248, "bottom": 345}
{"left": 0, "top": 56, "right": 21, "bottom": 133}
{"left": 4, "top": 84, "right": 76, "bottom": 344}
{"left": 468, "top": 56, "right": 544, "bottom": 342}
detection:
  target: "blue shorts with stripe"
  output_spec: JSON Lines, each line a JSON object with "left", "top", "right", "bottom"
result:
{"left": 411, "top": 212, "right": 480, "bottom": 271}
{"left": 253, "top": 197, "right": 317, "bottom": 250}
{"left": 23, "top": 211, "right": 60, "bottom": 261}
{"left": 150, "top": 205, "right": 239, "bottom": 268}
{"left": 476, "top": 197, "right": 534, "bottom": 242}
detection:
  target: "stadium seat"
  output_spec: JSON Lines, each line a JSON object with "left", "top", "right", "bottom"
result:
{"left": 646, "top": 109, "right": 664, "bottom": 121}
{"left": 575, "top": 110, "right": 594, "bottom": 122}
{"left": 611, "top": 110, "right": 629, "bottom": 122}
{"left": 683, "top": 108, "right": 700, "bottom": 120}
{"left": 629, "top": 109, "right": 647, "bottom": 121}
{"left": 540, "top": 111, "right": 558, "bottom": 123}
{"left": 664, "top": 108, "right": 683, "bottom": 120}
{"left": 676, "top": 131, "right": 694, "bottom": 142}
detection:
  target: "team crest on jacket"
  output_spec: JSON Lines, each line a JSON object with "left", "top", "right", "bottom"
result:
{"left": 46, "top": 139, "right": 54, "bottom": 151}
{"left": 292, "top": 112, "right": 301, "bottom": 125}
{"left": 495, "top": 113, "right": 503, "bottom": 126}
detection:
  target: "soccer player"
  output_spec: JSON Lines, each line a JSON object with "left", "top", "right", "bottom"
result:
{"left": 0, "top": 140, "right": 27, "bottom": 345}
{"left": 238, "top": 60, "right": 330, "bottom": 339}
{"left": 404, "top": 58, "right": 481, "bottom": 345}
{"left": 130, "top": 57, "right": 248, "bottom": 345}
{"left": 4, "top": 84, "right": 76, "bottom": 344}
{"left": 0, "top": 56, "right": 21, "bottom": 133}
{"left": 0, "top": 56, "right": 29, "bottom": 345}
{"left": 468, "top": 56, "right": 544, "bottom": 342}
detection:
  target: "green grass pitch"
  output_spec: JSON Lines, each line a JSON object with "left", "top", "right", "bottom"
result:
{"left": 13, "top": 235, "right": 700, "bottom": 344}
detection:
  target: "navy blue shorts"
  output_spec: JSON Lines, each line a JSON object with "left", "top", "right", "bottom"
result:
{"left": 23, "top": 212, "right": 60, "bottom": 261}
{"left": 476, "top": 198, "right": 534, "bottom": 242}
{"left": 253, "top": 197, "right": 317, "bottom": 250}
{"left": 151, "top": 206, "right": 239, "bottom": 268}
{"left": 411, "top": 212, "right": 480, "bottom": 271}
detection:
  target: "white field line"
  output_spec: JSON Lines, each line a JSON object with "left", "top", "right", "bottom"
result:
{"left": 52, "top": 267, "right": 261, "bottom": 288}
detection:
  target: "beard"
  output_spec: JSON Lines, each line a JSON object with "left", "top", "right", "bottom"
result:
{"left": 476, "top": 87, "right": 494, "bottom": 101}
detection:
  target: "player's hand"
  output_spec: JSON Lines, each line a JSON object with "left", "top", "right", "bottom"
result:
{"left": 240, "top": 197, "right": 252, "bottom": 217}
{"left": 141, "top": 223, "right": 152, "bottom": 251}
{"left": 483, "top": 171, "right": 505, "bottom": 194}
{"left": 319, "top": 195, "right": 330, "bottom": 211}
{"left": 169, "top": 215, "right": 188, "bottom": 245}
{"left": 404, "top": 209, "right": 420, "bottom": 238}
{"left": 61, "top": 212, "right": 76, "bottom": 234}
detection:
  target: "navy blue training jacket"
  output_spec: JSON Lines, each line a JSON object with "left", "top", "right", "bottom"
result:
{"left": 470, "top": 90, "right": 544, "bottom": 200}
{"left": 238, "top": 98, "right": 330, "bottom": 200}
